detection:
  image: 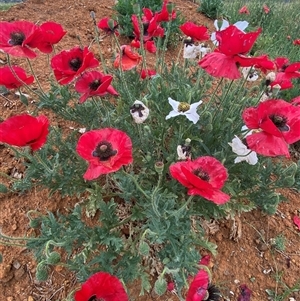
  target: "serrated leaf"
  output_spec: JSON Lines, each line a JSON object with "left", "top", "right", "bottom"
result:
{"left": 139, "top": 241, "right": 150, "bottom": 256}
{"left": 0, "top": 184, "right": 8, "bottom": 193}
{"left": 154, "top": 277, "right": 167, "bottom": 296}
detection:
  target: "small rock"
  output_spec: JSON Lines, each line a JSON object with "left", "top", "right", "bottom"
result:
{"left": 13, "top": 260, "right": 21, "bottom": 270}
{"left": 28, "top": 297, "right": 34, "bottom": 301}
{"left": 257, "top": 242, "right": 268, "bottom": 251}
{"left": 6, "top": 297, "right": 14, "bottom": 301}
{"left": 14, "top": 266, "right": 25, "bottom": 280}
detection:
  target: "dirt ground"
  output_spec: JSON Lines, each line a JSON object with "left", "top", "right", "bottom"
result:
{"left": 0, "top": 0, "right": 299, "bottom": 300}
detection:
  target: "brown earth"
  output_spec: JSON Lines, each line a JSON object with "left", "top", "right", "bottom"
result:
{"left": 0, "top": 0, "right": 300, "bottom": 300}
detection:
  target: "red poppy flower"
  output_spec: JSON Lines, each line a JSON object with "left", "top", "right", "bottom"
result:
{"left": 33, "top": 21, "right": 66, "bottom": 53}
{"left": 186, "top": 270, "right": 210, "bottom": 301}
{"left": 169, "top": 156, "right": 230, "bottom": 205}
{"left": 239, "top": 6, "right": 250, "bottom": 14}
{"left": 98, "top": 17, "right": 119, "bottom": 36}
{"left": 132, "top": 13, "right": 164, "bottom": 42}
{"left": 156, "top": 1, "right": 176, "bottom": 22}
{"left": 293, "top": 39, "right": 300, "bottom": 46}
{"left": 199, "top": 25, "right": 274, "bottom": 79}
{"left": 75, "top": 70, "right": 118, "bottom": 103}
{"left": 242, "top": 99, "right": 300, "bottom": 158}
{"left": 74, "top": 272, "right": 128, "bottom": 301}
{"left": 179, "top": 22, "right": 209, "bottom": 42}
{"left": 113, "top": 45, "right": 142, "bottom": 71}
{"left": 0, "top": 66, "right": 34, "bottom": 89}
{"left": 140, "top": 69, "right": 156, "bottom": 79}
{"left": 131, "top": 39, "right": 156, "bottom": 53}
{"left": 76, "top": 128, "right": 133, "bottom": 180}
{"left": 263, "top": 4, "right": 270, "bottom": 14}
{"left": 51, "top": 46, "right": 99, "bottom": 85}
{"left": 0, "top": 114, "right": 49, "bottom": 151}
{"left": 270, "top": 57, "right": 300, "bottom": 89}
{"left": 0, "top": 20, "right": 42, "bottom": 59}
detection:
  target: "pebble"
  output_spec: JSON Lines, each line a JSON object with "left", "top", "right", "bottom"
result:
{"left": 13, "top": 260, "right": 21, "bottom": 270}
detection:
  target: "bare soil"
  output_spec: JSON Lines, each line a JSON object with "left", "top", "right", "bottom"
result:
{"left": 0, "top": 0, "right": 299, "bottom": 300}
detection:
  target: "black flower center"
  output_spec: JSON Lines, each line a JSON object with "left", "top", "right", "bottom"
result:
{"left": 269, "top": 114, "right": 289, "bottom": 132}
{"left": 206, "top": 284, "right": 221, "bottom": 301}
{"left": 92, "top": 141, "right": 117, "bottom": 161}
{"left": 88, "top": 296, "right": 104, "bottom": 301}
{"left": 89, "top": 80, "right": 101, "bottom": 91}
{"left": 69, "top": 57, "right": 82, "bottom": 71}
{"left": 130, "top": 103, "right": 145, "bottom": 117}
{"left": 184, "top": 37, "right": 194, "bottom": 46}
{"left": 9, "top": 31, "right": 25, "bottom": 46}
{"left": 193, "top": 168, "right": 210, "bottom": 181}
{"left": 279, "top": 63, "right": 289, "bottom": 72}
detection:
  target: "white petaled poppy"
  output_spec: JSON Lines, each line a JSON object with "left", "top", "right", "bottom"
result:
{"left": 241, "top": 67, "right": 259, "bottom": 81}
{"left": 166, "top": 97, "right": 202, "bottom": 124}
{"left": 229, "top": 126, "right": 258, "bottom": 165}
{"left": 130, "top": 100, "right": 149, "bottom": 124}
{"left": 183, "top": 44, "right": 211, "bottom": 59}
{"left": 211, "top": 19, "right": 249, "bottom": 45}
{"left": 177, "top": 138, "right": 192, "bottom": 160}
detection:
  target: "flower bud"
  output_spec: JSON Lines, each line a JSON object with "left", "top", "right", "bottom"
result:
{"left": 166, "top": 2, "right": 175, "bottom": 14}
{"left": 133, "top": 3, "right": 141, "bottom": 14}
{"left": 108, "top": 19, "right": 116, "bottom": 31}
{"left": 46, "top": 252, "right": 61, "bottom": 265}
{"left": 155, "top": 161, "right": 164, "bottom": 174}
{"left": 36, "top": 264, "right": 49, "bottom": 282}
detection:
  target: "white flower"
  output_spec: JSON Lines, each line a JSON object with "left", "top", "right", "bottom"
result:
{"left": 241, "top": 67, "right": 259, "bottom": 81}
{"left": 166, "top": 97, "right": 202, "bottom": 124}
{"left": 183, "top": 43, "right": 211, "bottom": 59}
{"left": 228, "top": 135, "right": 258, "bottom": 165}
{"left": 211, "top": 19, "right": 249, "bottom": 45}
{"left": 177, "top": 138, "right": 192, "bottom": 160}
{"left": 130, "top": 100, "right": 149, "bottom": 124}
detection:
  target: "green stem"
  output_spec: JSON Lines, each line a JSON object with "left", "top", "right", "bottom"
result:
{"left": 26, "top": 58, "right": 46, "bottom": 96}
{"left": 124, "top": 171, "right": 150, "bottom": 200}
{"left": 90, "top": 11, "right": 107, "bottom": 73}
{"left": 172, "top": 195, "right": 194, "bottom": 217}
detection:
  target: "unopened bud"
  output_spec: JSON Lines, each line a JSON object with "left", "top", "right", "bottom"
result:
{"left": 166, "top": 2, "right": 175, "bottom": 14}
{"left": 272, "top": 84, "right": 281, "bottom": 97}
{"left": 108, "top": 19, "right": 116, "bottom": 31}
{"left": 155, "top": 161, "right": 164, "bottom": 174}
{"left": 133, "top": 4, "right": 141, "bottom": 15}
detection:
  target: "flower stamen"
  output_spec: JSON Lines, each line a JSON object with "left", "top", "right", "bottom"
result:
{"left": 193, "top": 168, "right": 210, "bottom": 181}
{"left": 89, "top": 79, "right": 101, "bottom": 91}
{"left": 178, "top": 102, "right": 190, "bottom": 112}
{"left": 9, "top": 31, "right": 25, "bottom": 45}
{"left": 69, "top": 57, "right": 82, "bottom": 71}
{"left": 269, "top": 114, "right": 289, "bottom": 132}
{"left": 92, "top": 141, "right": 117, "bottom": 161}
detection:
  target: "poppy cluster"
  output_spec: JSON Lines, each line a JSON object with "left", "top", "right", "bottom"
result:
{"left": 198, "top": 25, "right": 274, "bottom": 79}
{"left": 242, "top": 99, "right": 300, "bottom": 158}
